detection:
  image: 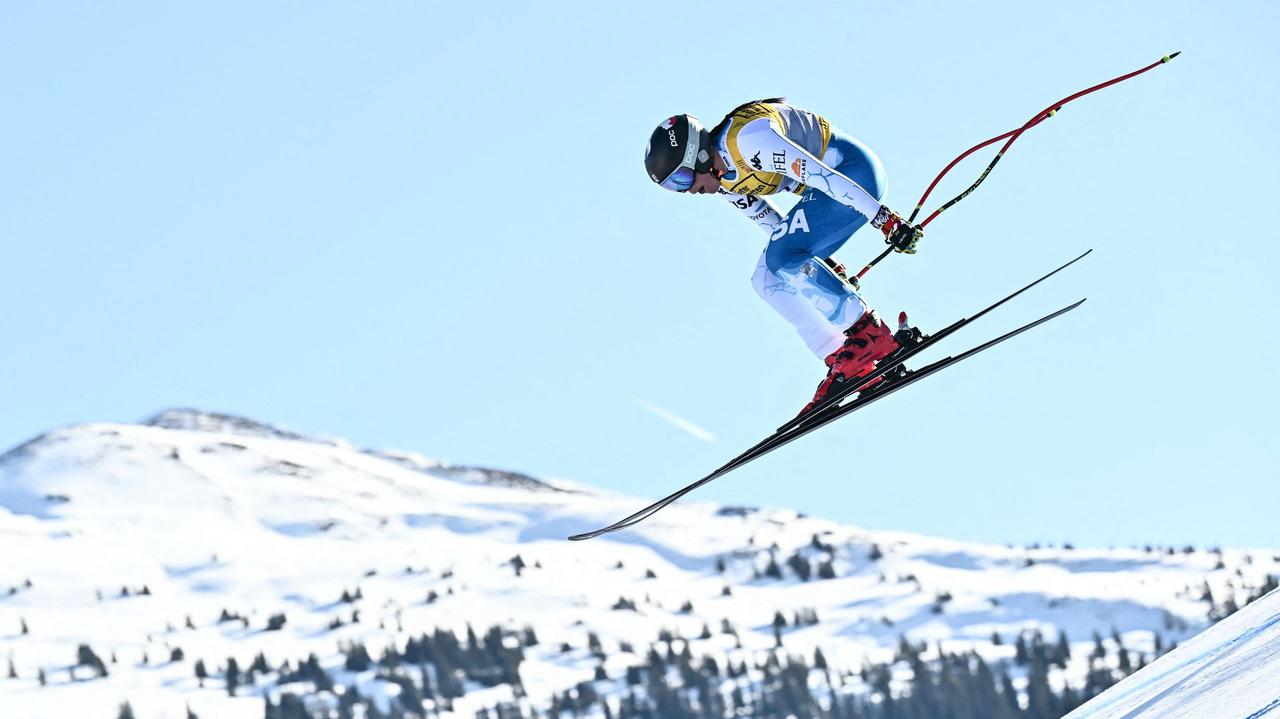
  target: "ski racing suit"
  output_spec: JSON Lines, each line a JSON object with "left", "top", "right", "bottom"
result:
{"left": 714, "top": 101, "right": 888, "bottom": 359}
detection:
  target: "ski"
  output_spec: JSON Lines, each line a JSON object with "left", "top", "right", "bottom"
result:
{"left": 567, "top": 297, "right": 1086, "bottom": 542}
{"left": 778, "top": 248, "right": 1092, "bottom": 434}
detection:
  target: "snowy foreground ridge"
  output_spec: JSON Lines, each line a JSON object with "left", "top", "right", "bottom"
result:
{"left": 0, "top": 409, "right": 1277, "bottom": 718}
{"left": 1066, "top": 586, "right": 1280, "bottom": 718}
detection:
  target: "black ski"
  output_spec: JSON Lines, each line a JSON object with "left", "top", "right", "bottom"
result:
{"left": 705, "top": 298, "right": 1085, "bottom": 481}
{"left": 778, "top": 248, "right": 1092, "bottom": 433}
{"left": 567, "top": 297, "right": 1086, "bottom": 541}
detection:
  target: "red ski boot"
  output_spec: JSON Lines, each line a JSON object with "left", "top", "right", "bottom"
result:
{"left": 799, "top": 311, "right": 901, "bottom": 416}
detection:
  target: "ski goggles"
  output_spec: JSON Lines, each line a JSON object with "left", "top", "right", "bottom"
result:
{"left": 658, "top": 164, "right": 699, "bottom": 192}
{"left": 658, "top": 153, "right": 725, "bottom": 192}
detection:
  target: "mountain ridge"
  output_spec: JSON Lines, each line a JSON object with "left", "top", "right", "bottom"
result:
{"left": 1, "top": 409, "right": 1275, "bottom": 718}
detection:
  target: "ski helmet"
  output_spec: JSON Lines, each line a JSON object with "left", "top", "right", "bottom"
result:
{"left": 645, "top": 114, "right": 714, "bottom": 192}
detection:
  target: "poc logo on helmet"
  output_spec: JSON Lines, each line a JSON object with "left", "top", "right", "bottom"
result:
{"left": 667, "top": 129, "right": 679, "bottom": 147}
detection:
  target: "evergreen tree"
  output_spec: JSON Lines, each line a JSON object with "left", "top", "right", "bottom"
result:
{"left": 786, "top": 551, "right": 812, "bottom": 581}
{"left": 1220, "top": 596, "right": 1241, "bottom": 619}
{"left": 303, "top": 654, "right": 333, "bottom": 692}
{"left": 1054, "top": 631, "right": 1072, "bottom": 668}
{"left": 1025, "top": 655, "right": 1054, "bottom": 718}
{"left": 999, "top": 670, "right": 1021, "bottom": 716}
{"left": 194, "top": 659, "right": 207, "bottom": 687}
{"left": 76, "top": 644, "right": 109, "bottom": 678}
{"left": 384, "top": 673, "right": 425, "bottom": 715}
{"left": 345, "top": 643, "right": 372, "bottom": 672}
{"left": 1118, "top": 643, "right": 1132, "bottom": 674}
{"left": 1014, "top": 634, "right": 1029, "bottom": 665}
{"left": 226, "top": 657, "right": 240, "bottom": 696}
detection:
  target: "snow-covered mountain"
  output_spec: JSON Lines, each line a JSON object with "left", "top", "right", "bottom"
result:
{"left": 1065, "top": 585, "right": 1280, "bottom": 717}
{"left": 0, "top": 410, "right": 1275, "bottom": 719}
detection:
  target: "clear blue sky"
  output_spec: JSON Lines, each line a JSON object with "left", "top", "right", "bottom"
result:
{"left": 2, "top": 1, "right": 1276, "bottom": 549}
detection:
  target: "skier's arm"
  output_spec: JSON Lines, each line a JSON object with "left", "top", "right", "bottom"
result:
{"left": 721, "top": 190, "right": 786, "bottom": 236}
{"left": 736, "top": 119, "right": 885, "bottom": 223}
{"left": 733, "top": 119, "right": 921, "bottom": 253}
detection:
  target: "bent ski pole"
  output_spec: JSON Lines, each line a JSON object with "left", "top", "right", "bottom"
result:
{"left": 854, "top": 51, "right": 1180, "bottom": 284}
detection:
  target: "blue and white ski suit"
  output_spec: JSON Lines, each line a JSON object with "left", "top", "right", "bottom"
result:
{"left": 714, "top": 101, "right": 888, "bottom": 359}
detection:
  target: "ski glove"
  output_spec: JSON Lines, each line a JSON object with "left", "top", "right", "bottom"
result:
{"left": 887, "top": 222, "right": 923, "bottom": 254}
{"left": 873, "top": 205, "right": 924, "bottom": 255}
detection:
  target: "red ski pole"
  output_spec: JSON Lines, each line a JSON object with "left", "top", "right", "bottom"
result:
{"left": 853, "top": 52, "right": 1180, "bottom": 284}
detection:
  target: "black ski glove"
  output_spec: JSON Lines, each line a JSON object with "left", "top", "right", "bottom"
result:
{"left": 873, "top": 205, "right": 924, "bottom": 255}
{"left": 887, "top": 221, "right": 924, "bottom": 254}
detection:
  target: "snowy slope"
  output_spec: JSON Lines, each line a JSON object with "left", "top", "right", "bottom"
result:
{"left": 0, "top": 410, "right": 1275, "bottom": 718}
{"left": 1065, "top": 587, "right": 1280, "bottom": 718}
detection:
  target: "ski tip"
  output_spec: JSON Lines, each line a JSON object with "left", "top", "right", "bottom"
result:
{"left": 1165, "top": 51, "right": 1181, "bottom": 61}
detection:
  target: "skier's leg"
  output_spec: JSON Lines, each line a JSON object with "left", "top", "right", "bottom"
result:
{"left": 759, "top": 241, "right": 868, "bottom": 354}
{"left": 759, "top": 132, "right": 886, "bottom": 351}
{"left": 750, "top": 252, "right": 853, "bottom": 359}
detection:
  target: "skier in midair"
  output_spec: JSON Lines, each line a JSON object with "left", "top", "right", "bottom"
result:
{"left": 644, "top": 99, "right": 924, "bottom": 413}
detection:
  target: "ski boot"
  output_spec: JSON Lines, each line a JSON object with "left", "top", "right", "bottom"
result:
{"left": 799, "top": 311, "right": 901, "bottom": 416}
{"left": 873, "top": 311, "right": 926, "bottom": 384}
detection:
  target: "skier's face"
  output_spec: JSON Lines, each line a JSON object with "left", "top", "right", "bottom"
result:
{"left": 686, "top": 170, "right": 721, "bottom": 195}
{"left": 685, "top": 151, "right": 727, "bottom": 195}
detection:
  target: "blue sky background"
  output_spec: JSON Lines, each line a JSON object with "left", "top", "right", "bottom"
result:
{"left": 2, "top": 1, "right": 1276, "bottom": 549}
